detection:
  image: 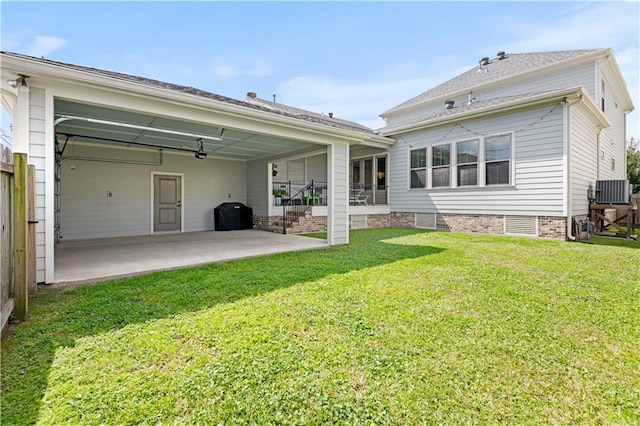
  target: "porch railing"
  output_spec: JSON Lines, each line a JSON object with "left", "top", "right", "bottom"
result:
{"left": 272, "top": 181, "right": 327, "bottom": 207}
{"left": 273, "top": 180, "right": 327, "bottom": 233}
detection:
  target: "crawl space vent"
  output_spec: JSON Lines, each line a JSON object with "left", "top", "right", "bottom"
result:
{"left": 415, "top": 213, "right": 436, "bottom": 229}
{"left": 504, "top": 216, "right": 537, "bottom": 236}
{"left": 351, "top": 214, "right": 367, "bottom": 229}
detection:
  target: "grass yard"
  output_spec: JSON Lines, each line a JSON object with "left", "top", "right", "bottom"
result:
{"left": 2, "top": 228, "right": 639, "bottom": 424}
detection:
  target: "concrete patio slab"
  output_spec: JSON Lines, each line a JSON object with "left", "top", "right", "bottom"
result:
{"left": 51, "top": 230, "right": 328, "bottom": 287}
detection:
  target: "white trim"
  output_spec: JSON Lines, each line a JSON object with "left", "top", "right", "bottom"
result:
{"left": 150, "top": 172, "right": 185, "bottom": 234}
{"left": 327, "top": 144, "right": 335, "bottom": 245}
{"left": 483, "top": 131, "right": 515, "bottom": 187}
{"left": 44, "top": 89, "right": 55, "bottom": 283}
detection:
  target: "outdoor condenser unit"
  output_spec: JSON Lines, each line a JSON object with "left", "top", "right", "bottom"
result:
{"left": 595, "top": 179, "right": 631, "bottom": 204}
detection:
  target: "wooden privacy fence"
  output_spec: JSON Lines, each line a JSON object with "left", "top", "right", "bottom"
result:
{"left": 1, "top": 146, "right": 36, "bottom": 334}
{"left": 633, "top": 194, "right": 640, "bottom": 225}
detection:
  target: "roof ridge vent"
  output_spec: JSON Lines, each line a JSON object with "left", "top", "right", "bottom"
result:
{"left": 445, "top": 100, "right": 455, "bottom": 110}
{"left": 247, "top": 91, "right": 257, "bottom": 99}
{"left": 497, "top": 51, "right": 507, "bottom": 60}
{"left": 480, "top": 57, "right": 490, "bottom": 66}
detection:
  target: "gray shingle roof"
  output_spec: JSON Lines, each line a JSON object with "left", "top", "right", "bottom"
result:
{"left": 1, "top": 51, "right": 377, "bottom": 136}
{"left": 382, "top": 49, "right": 605, "bottom": 116}
{"left": 246, "top": 96, "right": 374, "bottom": 133}
{"left": 380, "top": 89, "right": 576, "bottom": 135}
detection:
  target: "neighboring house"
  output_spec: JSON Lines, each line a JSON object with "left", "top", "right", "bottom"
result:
{"left": 379, "top": 48, "right": 634, "bottom": 239}
{"left": 0, "top": 48, "right": 635, "bottom": 283}
{"left": 0, "top": 51, "right": 393, "bottom": 283}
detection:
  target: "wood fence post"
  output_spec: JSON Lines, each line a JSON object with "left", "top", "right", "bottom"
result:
{"left": 13, "top": 153, "right": 28, "bottom": 321}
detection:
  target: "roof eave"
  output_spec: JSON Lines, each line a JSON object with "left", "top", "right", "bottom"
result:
{"left": 2, "top": 53, "right": 392, "bottom": 145}
{"left": 381, "top": 49, "right": 610, "bottom": 118}
{"left": 380, "top": 87, "right": 594, "bottom": 136}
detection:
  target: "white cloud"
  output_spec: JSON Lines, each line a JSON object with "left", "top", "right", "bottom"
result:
{"left": 24, "top": 36, "right": 66, "bottom": 57}
{"left": 278, "top": 74, "right": 445, "bottom": 130}
{"left": 490, "top": 2, "right": 638, "bottom": 53}
{"left": 486, "top": 1, "right": 639, "bottom": 138}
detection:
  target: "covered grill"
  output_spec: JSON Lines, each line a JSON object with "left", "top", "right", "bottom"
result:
{"left": 214, "top": 202, "right": 253, "bottom": 231}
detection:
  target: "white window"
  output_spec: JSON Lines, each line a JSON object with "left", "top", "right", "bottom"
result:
{"left": 485, "top": 134, "right": 511, "bottom": 185}
{"left": 409, "top": 133, "right": 514, "bottom": 190}
{"left": 410, "top": 148, "right": 427, "bottom": 188}
{"left": 431, "top": 144, "right": 451, "bottom": 188}
{"left": 456, "top": 140, "right": 478, "bottom": 186}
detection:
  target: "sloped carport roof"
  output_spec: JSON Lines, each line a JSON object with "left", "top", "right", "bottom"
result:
{"left": 2, "top": 51, "right": 394, "bottom": 158}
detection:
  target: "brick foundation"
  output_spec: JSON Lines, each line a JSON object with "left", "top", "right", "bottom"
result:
{"left": 365, "top": 214, "right": 391, "bottom": 229}
{"left": 290, "top": 210, "right": 327, "bottom": 234}
{"left": 538, "top": 216, "right": 567, "bottom": 240}
{"left": 436, "top": 213, "right": 504, "bottom": 234}
{"left": 258, "top": 211, "right": 570, "bottom": 240}
{"left": 390, "top": 212, "right": 415, "bottom": 228}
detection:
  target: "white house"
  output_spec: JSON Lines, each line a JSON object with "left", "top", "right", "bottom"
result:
{"left": 1, "top": 51, "right": 394, "bottom": 284}
{"left": 1, "top": 48, "right": 634, "bottom": 284}
{"left": 379, "top": 48, "right": 634, "bottom": 239}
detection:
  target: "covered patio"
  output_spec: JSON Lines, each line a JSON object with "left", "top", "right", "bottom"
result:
{"left": 52, "top": 230, "right": 328, "bottom": 287}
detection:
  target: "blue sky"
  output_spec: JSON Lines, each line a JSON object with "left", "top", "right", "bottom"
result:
{"left": 2, "top": 1, "right": 639, "bottom": 141}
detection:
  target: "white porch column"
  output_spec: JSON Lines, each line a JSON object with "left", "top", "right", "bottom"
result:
{"left": 327, "top": 142, "right": 349, "bottom": 246}
{"left": 12, "top": 89, "right": 30, "bottom": 153}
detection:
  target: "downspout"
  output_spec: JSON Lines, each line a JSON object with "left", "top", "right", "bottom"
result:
{"left": 565, "top": 95, "right": 584, "bottom": 241}
{"left": 596, "top": 127, "right": 602, "bottom": 179}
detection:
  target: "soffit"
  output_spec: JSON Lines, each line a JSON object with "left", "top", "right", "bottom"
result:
{"left": 54, "top": 100, "right": 318, "bottom": 160}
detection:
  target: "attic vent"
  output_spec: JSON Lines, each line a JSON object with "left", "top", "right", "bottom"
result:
{"left": 497, "top": 51, "right": 507, "bottom": 60}
{"left": 504, "top": 216, "right": 537, "bottom": 236}
{"left": 247, "top": 91, "right": 257, "bottom": 99}
{"left": 480, "top": 57, "right": 490, "bottom": 66}
{"left": 328, "top": 112, "right": 333, "bottom": 118}
{"left": 416, "top": 213, "right": 436, "bottom": 229}
{"left": 445, "top": 100, "right": 455, "bottom": 109}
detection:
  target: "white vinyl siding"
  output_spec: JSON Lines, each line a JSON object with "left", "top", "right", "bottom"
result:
{"left": 385, "top": 62, "right": 596, "bottom": 128}
{"left": 569, "top": 105, "right": 598, "bottom": 216}
{"left": 60, "top": 144, "right": 246, "bottom": 239}
{"left": 598, "top": 65, "right": 628, "bottom": 181}
{"left": 388, "top": 104, "right": 565, "bottom": 216}
{"left": 28, "top": 88, "right": 47, "bottom": 282}
{"left": 246, "top": 158, "right": 269, "bottom": 216}
{"left": 306, "top": 153, "right": 327, "bottom": 182}
{"left": 328, "top": 142, "right": 349, "bottom": 245}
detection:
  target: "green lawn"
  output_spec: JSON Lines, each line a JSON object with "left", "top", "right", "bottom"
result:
{"left": 2, "top": 228, "right": 639, "bottom": 424}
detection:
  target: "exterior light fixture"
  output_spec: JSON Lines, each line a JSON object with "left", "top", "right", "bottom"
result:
{"left": 7, "top": 74, "right": 30, "bottom": 93}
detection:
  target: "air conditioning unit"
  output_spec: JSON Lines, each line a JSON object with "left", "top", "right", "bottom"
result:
{"left": 595, "top": 180, "right": 631, "bottom": 204}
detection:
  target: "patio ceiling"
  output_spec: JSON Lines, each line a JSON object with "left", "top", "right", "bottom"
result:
{"left": 54, "top": 99, "right": 321, "bottom": 161}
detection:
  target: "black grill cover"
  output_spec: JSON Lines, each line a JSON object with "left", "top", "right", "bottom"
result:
{"left": 214, "top": 202, "right": 253, "bottom": 231}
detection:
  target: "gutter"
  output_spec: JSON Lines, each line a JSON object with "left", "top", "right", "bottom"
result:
{"left": 381, "top": 87, "right": 588, "bottom": 136}
{"left": 2, "top": 53, "right": 395, "bottom": 148}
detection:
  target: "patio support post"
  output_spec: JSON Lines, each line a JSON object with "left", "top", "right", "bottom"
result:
{"left": 327, "top": 142, "right": 349, "bottom": 246}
